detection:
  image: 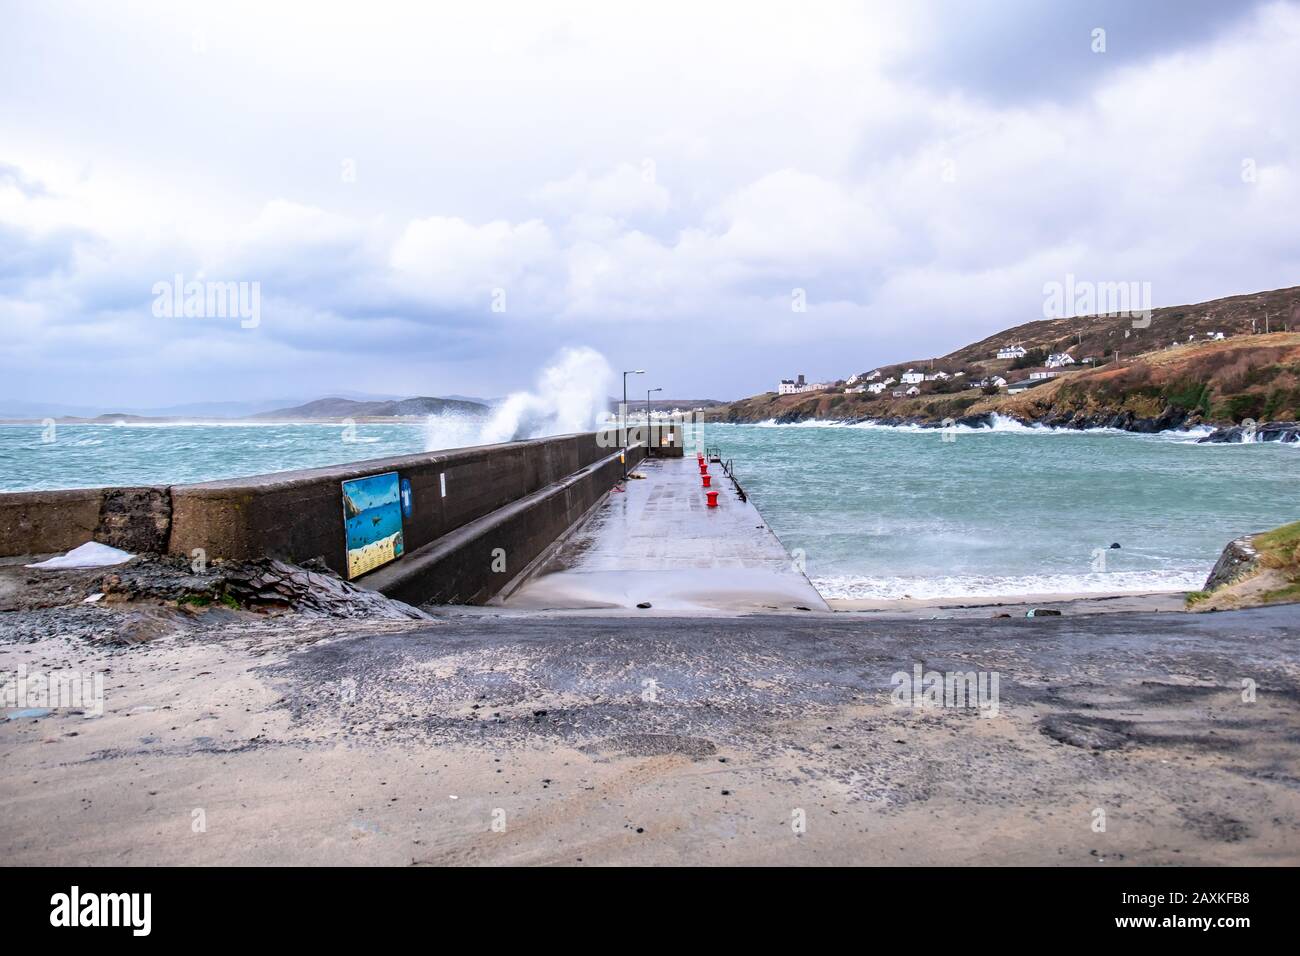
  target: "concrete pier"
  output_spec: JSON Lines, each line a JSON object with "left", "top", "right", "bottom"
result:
{"left": 499, "top": 455, "right": 828, "bottom": 612}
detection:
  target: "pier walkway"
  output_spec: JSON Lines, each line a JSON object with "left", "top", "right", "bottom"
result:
{"left": 498, "top": 454, "right": 828, "bottom": 613}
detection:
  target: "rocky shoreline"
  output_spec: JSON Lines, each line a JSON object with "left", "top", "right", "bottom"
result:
{"left": 716, "top": 406, "right": 1300, "bottom": 441}
{"left": 1196, "top": 420, "right": 1300, "bottom": 444}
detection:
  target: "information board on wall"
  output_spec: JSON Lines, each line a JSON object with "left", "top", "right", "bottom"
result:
{"left": 341, "top": 471, "right": 405, "bottom": 579}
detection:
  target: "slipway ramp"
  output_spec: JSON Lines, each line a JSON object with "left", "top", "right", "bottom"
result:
{"left": 496, "top": 455, "right": 828, "bottom": 613}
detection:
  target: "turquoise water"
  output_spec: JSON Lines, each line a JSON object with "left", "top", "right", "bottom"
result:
{"left": 1, "top": 419, "right": 1295, "bottom": 600}
{"left": 0, "top": 422, "right": 426, "bottom": 490}
{"left": 708, "top": 420, "right": 1298, "bottom": 599}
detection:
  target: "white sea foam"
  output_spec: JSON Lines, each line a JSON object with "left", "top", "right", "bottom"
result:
{"left": 734, "top": 413, "right": 1208, "bottom": 438}
{"left": 812, "top": 568, "right": 1208, "bottom": 601}
{"left": 422, "top": 409, "right": 491, "bottom": 452}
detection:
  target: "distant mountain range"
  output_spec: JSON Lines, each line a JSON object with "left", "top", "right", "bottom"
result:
{"left": 253, "top": 396, "right": 490, "bottom": 420}
{"left": 0, "top": 392, "right": 496, "bottom": 422}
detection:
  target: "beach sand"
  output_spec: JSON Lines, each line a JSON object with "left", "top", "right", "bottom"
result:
{"left": 827, "top": 589, "right": 1189, "bottom": 618}
{"left": 3, "top": 604, "right": 1298, "bottom": 865}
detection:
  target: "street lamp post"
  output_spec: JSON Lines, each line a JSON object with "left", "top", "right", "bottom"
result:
{"left": 622, "top": 369, "right": 644, "bottom": 479}
{"left": 646, "top": 387, "right": 662, "bottom": 443}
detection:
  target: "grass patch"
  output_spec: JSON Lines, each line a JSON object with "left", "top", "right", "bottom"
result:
{"left": 1213, "top": 393, "right": 1266, "bottom": 422}
{"left": 1163, "top": 379, "right": 1211, "bottom": 415}
{"left": 1184, "top": 590, "right": 1211, "bottom": 607}
{"left": 1255, "top": 520, "right": 1300, "bottom": 571}
{"left": 1261, "top": 581, "right": 1300, "bottom": 605}
{"left": 1249, "top": 520, "right": 1300, "bottom": 606}
{"left": 178, "top": 591, "right": 242, "bottom": 610}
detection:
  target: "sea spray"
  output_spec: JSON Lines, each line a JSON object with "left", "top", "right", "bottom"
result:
{"left": 423, "top": 409, "right": 491, "bottom": 452}
{"left": 423, "top": 347, "right": 614, "bottom": 451}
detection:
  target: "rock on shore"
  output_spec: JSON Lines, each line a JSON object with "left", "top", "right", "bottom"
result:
{"left": 1035, "top": 405, "right": 1195, "bottom": 433}
{"left": 1202, "top": 535, "right": 1260, "bottom": 591}
{"left": 1191, "top": 521, "right": 1300, "bottom": 612}
{"left": 1197, "top": 421, "right": 1300, "bottom": 444}
{"left": 0, "top": 553, "right": 427, "bottom": 646}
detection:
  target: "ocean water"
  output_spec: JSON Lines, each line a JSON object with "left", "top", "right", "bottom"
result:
{"left": 707, "top": 419, "right": 1298, "bottom": 600}
{"left": 1, "top": 418, "right": 1295, "bottom": 600}
{"left": 0, "top": 421, "right": 426, "bottom": 490}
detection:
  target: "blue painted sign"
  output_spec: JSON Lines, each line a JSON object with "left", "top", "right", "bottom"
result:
{"left": 341, "top": 471, "right": 405, "bottom": 579}
{"left": 400, "top": 477, "right": 413, "bottom": 518}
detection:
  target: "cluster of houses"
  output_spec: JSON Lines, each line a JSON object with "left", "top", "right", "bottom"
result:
{"left": 779, "top": 338, "right": 1114, "bottom": 403}
{"left": 777, "top": 373, "right": 831, "bottom": 395}
{"left": 777, "top": 326, "right": 1241, "bottom": 406}
{"left": 840, "top": 366, "right": 968, "bottom": 399}
{"left": 1172, "top": 331, "right": 1225, "bottom": 347}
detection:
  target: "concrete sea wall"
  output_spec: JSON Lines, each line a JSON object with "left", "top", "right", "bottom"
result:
{"left": 0, "top": 425, "right": 683, "bottom": 604}
{"left": 0, "top": 487, "right": 171, "bottom": 558}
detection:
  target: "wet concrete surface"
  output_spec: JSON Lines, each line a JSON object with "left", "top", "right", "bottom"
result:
{"left": 279, "top": 604, "right": 1300, "bottom": 756}
{"left": 499, "top": 457, "right": 828, "bottom": 612}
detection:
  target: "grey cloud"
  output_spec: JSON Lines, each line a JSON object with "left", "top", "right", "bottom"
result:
{"left": 900, "top": 0, "right": 1269, "bottom": 104}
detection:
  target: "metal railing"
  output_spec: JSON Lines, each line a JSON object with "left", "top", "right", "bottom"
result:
{"left": 714, "top": 453, "right": 747, "bottom": 502}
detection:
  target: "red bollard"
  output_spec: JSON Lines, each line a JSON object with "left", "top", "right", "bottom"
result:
{"left": 701, "top": 474, "right": 711, "bottom": 488}
{"left": 706, "top": 490, "right": 719, "bottom": 508}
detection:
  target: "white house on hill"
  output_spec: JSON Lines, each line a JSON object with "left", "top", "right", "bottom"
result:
{"left": 900, "top": 369, "right": 925, "bottom": 384}
{"left": 997, "top": 345, "right": 1027, "bottom": 359}
{"left": 1045, "top": 352, "right": 1076, "bottom": 369}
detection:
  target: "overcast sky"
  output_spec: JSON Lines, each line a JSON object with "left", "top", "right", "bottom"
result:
{"left": 2, "top": 0, "right": 1297, "bottom": 406}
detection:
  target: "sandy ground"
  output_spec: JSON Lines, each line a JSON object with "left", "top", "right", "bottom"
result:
{"left": 3, "top": 601, "right": 1298, "bottom": 866}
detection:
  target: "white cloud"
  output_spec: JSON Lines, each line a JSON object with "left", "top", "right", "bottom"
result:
{"left": 389, "top": 216, "right": 557, "bottom": 308}
{"left": 536, "top": 163, "right": 670, "bottom": 222}
{"left": 0, "top": 0, "right": 1296, "bottom": 403}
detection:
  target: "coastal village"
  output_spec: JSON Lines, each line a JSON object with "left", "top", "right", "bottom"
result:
{"left": 718, "top": 284, "right": 1300, "bottom": 429}
{"left": 781, "top": 332, "right": 1237, "bottom": 404}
